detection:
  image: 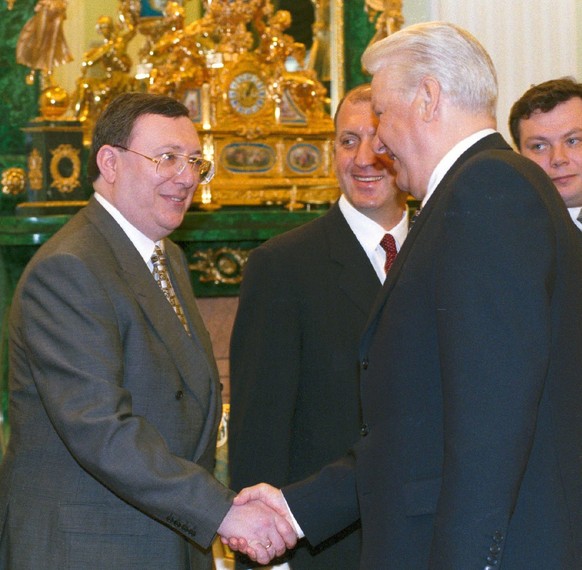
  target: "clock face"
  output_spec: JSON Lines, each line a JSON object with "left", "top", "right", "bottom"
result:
{"left": 228, "top": 72, "right": 267, "bottom": 115}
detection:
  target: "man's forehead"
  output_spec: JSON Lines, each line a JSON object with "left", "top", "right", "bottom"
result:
{"left": 521, "top": 100, "right": 582, "bottom": 134}
{"left": 530, "top": 98, "right": 582, "bottom": 121}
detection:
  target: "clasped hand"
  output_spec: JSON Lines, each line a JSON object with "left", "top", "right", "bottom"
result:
{"left": 218, "top": 483, "right": 297, "bottom": 565}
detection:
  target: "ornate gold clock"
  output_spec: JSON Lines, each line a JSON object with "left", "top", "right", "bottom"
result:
{"left": 227, "top": 72, "right": 267, "bottom": 115}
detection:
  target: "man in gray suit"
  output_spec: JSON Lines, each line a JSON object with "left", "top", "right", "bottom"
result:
{"left": 229, "top": 83, "right": 407, "bottom": 569}
{"left": 0, "top": 93, "right": 295, "bottom": 569}
{"left": 509, "top": 77, "right": 582, "bottom": 232}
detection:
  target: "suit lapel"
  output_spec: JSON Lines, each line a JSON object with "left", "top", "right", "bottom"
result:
{"left": 157, "top": 244, "right": 222, "bottom": 456}
{"left": 361, "top": 133, "right": 512, "bottom": 350}
{"left": 324, "top": 203, "right": 382, "bottom": 316}
{"left": 83, "top": 199, "right": 218, "bottom": 414}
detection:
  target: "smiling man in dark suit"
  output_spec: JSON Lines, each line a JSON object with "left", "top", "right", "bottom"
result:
{"left": 228, "top": 83, "right": 407, "bottom": 570}
{"left": 230, "top": 22, "right": 582, "bottom": 569}
{"left": 0, "top": 92, "right": 295, "bottom": 569}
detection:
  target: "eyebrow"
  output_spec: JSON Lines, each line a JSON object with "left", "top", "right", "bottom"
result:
{"left": 157, "top": 146, "right": 203, "bottom": 157}
{"left": 525, "top": 128, "right": 582, "bottom": 143}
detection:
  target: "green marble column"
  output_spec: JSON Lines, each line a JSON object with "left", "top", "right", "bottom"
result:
{"left": 0, "top": 0, "right": 39, "bottom": 158}
{"left": 344, "top": 0, "right": 375, "bottom": 91}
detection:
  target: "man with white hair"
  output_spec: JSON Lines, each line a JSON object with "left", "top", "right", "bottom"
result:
{"left": 230, "top": 21, "right": 582, "bottom": 569}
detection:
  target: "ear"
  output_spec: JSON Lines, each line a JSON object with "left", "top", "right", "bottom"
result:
{"left": 416, "top": 76, "right": 441, "bottom": 122}
{"left": 96, "top": 145, "right": 119, "bottom": 184}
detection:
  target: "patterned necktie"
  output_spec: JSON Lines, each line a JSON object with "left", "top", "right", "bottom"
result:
{"left": 151, "top": 244, "right": 191, "bottom": 336}
{"left": 379, "top": 233, "right": 397, "bottom": 274}
{"left": 409, "top": 207, "right": 422, "bottom": 231}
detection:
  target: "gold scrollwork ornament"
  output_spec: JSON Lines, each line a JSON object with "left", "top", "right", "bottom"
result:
{"left": 1, "top": 168, "right": 27, "bottom": 196}
{"left": 190, "top": 247, "right": 250, "bottom": 285}
{"left": 49, "top": 144, "right": 81, "bottom": 193}
{"left": 28, "top": 148, "right": 43, "bottom": 191}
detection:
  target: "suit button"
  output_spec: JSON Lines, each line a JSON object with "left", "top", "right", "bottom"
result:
{"left": 361, "top": 358, "right": 369, "bottom": 370}
{"left": 175, "top": 390, "right": 184, "bottom": 400}
{"left": 360, "top": 423, "right": 369, "bottom": 436}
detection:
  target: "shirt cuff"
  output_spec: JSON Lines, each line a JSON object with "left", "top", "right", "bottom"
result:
{"left": 281, "top": 492, "right": 305, "bottom": 539}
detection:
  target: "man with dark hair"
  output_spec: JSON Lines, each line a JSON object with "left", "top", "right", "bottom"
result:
{"left": 509, "top": 77, "right": 582, "bottom": 230}
{"left": 229, "top": 83, "right": 407, "bottom": 570}
{"left": 0, "top": 92, "right": 295, "bottom": 569}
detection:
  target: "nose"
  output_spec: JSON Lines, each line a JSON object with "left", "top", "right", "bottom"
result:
{"left": 355, "top": 138, "right": 379, "bottom": 167}
{"left": 173, "top": 162, "right": 197, "bottom": 188}
{"left": 550, "top": 145, "right": 568, "bottom": 168}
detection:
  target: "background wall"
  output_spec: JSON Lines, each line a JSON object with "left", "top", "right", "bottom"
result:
{"left": 430, "top": 0, "right": 580, "bottom": 143}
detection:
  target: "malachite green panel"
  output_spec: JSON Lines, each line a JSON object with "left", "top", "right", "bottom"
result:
{"left": 344, "top": 0, "right": 375, "bottom": 91}
{"left": 0, "top": 0, "right": 39, "bottom": 157}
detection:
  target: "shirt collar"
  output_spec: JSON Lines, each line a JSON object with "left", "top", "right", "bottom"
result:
{"left": 424, "top": 128, "right": 497, "bottom": 208}
{"left": 94, "top": 192, "right": 158, "bottom": 264}
{"left": 338, "top": 194, "right": 409, "bottom": 252}
{"left": 568, "top": 206, "right": 582, "bottom": 231}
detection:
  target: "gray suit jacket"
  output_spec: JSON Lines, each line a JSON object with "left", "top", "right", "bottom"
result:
{"left": 0, "top": 197, "right": 234, "bottom": 569}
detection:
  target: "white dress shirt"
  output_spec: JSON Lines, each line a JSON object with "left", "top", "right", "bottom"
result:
{"left": 568, "top": 206, "right": 582, "bottom": 232}
{"left": 338, "top": 195, "right": 409, "bottom": 283}
{"left": 94, "top": 192, "right": 161, "bottom": 266}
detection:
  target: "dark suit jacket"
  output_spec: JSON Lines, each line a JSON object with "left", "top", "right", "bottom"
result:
{"left": 0, "top": 197, "right": 234, "bottom": 569}
{"left": 229, "top": 202, "right": 382, "bottom": 569}
{"left": 285, "top": 134, "right": 582, "bottom": 569}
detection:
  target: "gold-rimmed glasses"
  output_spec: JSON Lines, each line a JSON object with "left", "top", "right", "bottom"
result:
{"left": 113, "top": 145, "right": 215, "bottom": 184}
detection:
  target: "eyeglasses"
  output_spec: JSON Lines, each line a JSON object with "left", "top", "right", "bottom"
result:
{"left": 113, "top": 145, "right": 215, "bottom": 184}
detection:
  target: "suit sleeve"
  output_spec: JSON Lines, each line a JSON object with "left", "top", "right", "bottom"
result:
{"left": 283, "top": 453, "right": 360, "bottom": 546}
{"left": 228, "top": 244, "right": 302, "bottom": 490}
{"left": 429, "top": 156, "right": 556, "bottom": 566}
{"left": 15, "top": 253, "right": 233, "bottom": 548}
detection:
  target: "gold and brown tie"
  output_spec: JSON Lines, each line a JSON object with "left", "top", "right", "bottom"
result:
{"left": 151, "top": 244, "right": 191, "bottom": 336}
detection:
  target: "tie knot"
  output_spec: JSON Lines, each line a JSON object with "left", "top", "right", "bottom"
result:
{"left": 380, "top": 233, "right": 396, "bottom": 254}
{"left": 151, "top": 244, "right": 166, "bottom": 267}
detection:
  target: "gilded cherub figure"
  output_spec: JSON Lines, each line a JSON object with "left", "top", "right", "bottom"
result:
{"left": 146, "top": 1, "right": 187, "bottom": 64}
{"left": 72, "top": 15, "right": 135, "bottom": 129}
{"left": 258, "top": 9, "right": 305, "bottom": 71}
{"left": 365, "top": 0, "right": 404, "bottom": 46}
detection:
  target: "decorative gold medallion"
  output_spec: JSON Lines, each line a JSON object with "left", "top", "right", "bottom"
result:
{"left": 1, "top": 167, "right": 26, "bottom": 196}
{"left": 190, "top": 247, "right": 250, "bottom": 285}
{"left": 49, "top": 144, "right": 81, "bottom": 194}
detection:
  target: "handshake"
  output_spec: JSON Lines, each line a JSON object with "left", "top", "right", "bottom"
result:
{"left": 217, "top": 483, "right": 298, "bottom": 565}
